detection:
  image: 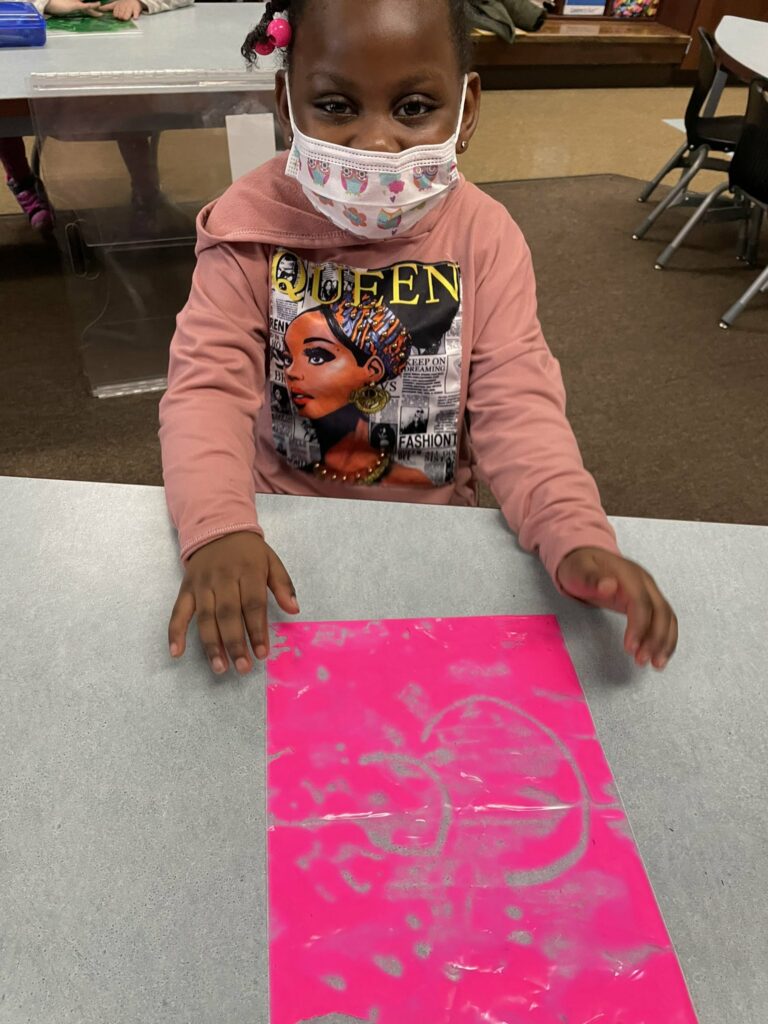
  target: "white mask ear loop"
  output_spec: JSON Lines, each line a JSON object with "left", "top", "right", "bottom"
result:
{"left": 284, "top": 75, "right": 300, "bottom": 139}
{"left": 453, "top": 75, "right": 469, "bottom": 143}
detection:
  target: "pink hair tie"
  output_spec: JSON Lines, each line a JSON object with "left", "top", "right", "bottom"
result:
{"left": 267, "top": 16, "right": 292, "bottom": 48}
{"left": 253, "top": 39, "right": 276, "bottom": 56}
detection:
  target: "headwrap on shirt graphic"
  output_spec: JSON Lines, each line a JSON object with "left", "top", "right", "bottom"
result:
{"left": 320, "top": 299, "right": 412, "bottom": 380}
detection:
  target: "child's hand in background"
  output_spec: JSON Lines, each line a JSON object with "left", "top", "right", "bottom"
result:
{"left": 557, "top": 548, "right": 677, "bottom": 670}
{"left": 168, "top": 532, "right": 299, "bottom": 675}
{"left": 100, "top": 0, "right": 144, "bottom": 18}
{"left": 45, "top": 0, "right": 103, "bottom": 16}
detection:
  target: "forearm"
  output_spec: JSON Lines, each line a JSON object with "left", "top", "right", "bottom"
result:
{"left": 159, "top": 392, "right": 263, "bottom": 562}
{"left": 469, "top": 348, "right": 619, "bottom": 582}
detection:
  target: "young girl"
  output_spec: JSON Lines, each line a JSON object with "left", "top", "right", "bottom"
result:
{"left": 159, "top": 0, "right": 677, "bottom": 677}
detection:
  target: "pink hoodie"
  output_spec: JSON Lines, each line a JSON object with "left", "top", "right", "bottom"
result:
{"left": 159, "top": 154, "right": 619, "bottom": 582}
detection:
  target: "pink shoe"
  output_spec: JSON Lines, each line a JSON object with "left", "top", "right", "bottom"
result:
{"left": 7, "top": 175, "right": 54, "bottom": 233}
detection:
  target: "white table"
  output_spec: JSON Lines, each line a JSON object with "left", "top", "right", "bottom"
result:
{"left": 715, "top": 14, "right": 768, "bottom": 82}
{"left": 703, "top": 14, "right": 768, "bottom": 118}
{"left": 0, "top": 4, "right": 267, "bottom": 105}
{"left": 0, "top": 4, "right": 271, "bottom": 135}
{"left": 0, "top": 4, "right": 278, "bottom": 398}
{"left": 1, "top": 476, "right": 767, "bottom": 1023}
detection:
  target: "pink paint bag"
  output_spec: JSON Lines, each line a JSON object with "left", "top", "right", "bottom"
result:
{"left": 267, "top": 616, "right": 698, "bottom": 1024}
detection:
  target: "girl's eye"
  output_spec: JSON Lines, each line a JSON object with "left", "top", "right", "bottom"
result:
{"left": 305, "top": 347, "right": 335, "bottom": 365}
{"left": 396, "top": 98, "right": 435, "bottom": 119}
{"left": 317, "top": 99, "right": 354, "bottom": 117}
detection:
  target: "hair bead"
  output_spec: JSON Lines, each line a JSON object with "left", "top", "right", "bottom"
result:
{"left": 267, "top": 17, "right": 292, "bottom": 48}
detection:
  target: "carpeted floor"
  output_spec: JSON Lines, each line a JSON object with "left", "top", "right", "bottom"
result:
{"left": 1, "top": 173, "right": 766, "bottom": 524}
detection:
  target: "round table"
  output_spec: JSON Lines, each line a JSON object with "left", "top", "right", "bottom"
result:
{"left": 704, "top": 15, "right": 768, "bottom": 117}
{"left": 715, "top": 14, "right": 768, "bottom": 82}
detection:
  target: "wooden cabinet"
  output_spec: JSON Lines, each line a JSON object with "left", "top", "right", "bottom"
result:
{"left": 549, "top": 0, "right": 768, "bottom": 71}
{"left": 474, "top": 0, "right": 768, "bottom": 85}
{"left": 657, "top": 0, "right": 768, "bottom": 68}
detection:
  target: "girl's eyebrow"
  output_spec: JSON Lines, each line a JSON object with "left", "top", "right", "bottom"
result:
{"left": 307, "top": 71, "right": 442, "bottom": 94}
{"left": 306, "top": 71, "right": 358, "bottom": 91}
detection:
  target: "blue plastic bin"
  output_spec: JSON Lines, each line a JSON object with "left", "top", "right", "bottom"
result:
{"left": 0, "top": 1, "right": 46, "bottom": 47}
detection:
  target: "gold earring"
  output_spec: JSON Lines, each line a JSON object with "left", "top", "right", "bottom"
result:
{"left": 460, "top": 140, "right": 468, "bottom": 152}
{"left": 350, "top": 385, "right": 390, "bottom": 415}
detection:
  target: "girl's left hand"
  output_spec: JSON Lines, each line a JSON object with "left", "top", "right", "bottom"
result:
{"left": 100, "top": 0, "right": 144, "bottom": 18}
{"left": 557, "top": 547, "right": 678, "bottom": 670}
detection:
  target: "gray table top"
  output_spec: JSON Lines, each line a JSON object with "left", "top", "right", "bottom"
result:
{"left": 0, "top": 4, "right": 267, "bottom": 102}
{"left": 716, "top": 15, "right": 768, "bottom": 81}
{"left": 1, "top": 475, "right": 766, "bottom": 1023}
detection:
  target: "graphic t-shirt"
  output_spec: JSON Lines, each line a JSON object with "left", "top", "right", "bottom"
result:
{"left": 268, "top": 248, "right": 463, "bottom": 487}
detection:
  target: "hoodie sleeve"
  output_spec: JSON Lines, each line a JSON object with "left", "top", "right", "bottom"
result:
{"left": 140, "top": 0, "right": 193, "bottom": 14}
{"left": 466, "top": 210, "right": 619, "bottom": 585}
{"left": 159, "top": 240, "right": 268, "bottom": 562}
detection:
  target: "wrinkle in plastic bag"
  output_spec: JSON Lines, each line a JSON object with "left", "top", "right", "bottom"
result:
{"left": 266, "top": 616, "right": 698, "bottom": 1024}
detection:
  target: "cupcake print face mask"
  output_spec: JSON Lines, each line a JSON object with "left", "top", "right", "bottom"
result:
{"left": 285, "top": 77, "right": 467, "bottom": 238}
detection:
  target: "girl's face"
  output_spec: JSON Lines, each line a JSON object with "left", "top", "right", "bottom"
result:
{"left": 284, "top": 310, "right": 384, "bottom": 420}
{"left": 275, "top": 0, "right": 480, "bottom": 154}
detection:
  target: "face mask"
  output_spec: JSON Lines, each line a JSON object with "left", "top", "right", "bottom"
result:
{"left": 285, "top": 77, "right": 468, "bottom": 239}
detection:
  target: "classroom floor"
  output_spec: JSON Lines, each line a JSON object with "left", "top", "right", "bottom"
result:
{"left": 1, "top": 85, "right": 767, "bottom": 526}
{"left": 461, "top": 85, "right": 748, "bottom": 187}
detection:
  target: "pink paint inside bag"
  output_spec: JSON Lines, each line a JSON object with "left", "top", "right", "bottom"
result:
{"left": 267, "top": 616, "right": 698, "bottom": 1024}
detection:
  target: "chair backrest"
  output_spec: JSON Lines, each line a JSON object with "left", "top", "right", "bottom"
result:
{"left": 684, "top": 28, "right": 719, "bottom": 147}
{"left": 729, "top": 78, "right": 768, "bottom": 205}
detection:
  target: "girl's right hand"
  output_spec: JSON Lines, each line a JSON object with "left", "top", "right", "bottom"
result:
{"left": 168, "top": 532, "right": 299, "bottom": 675}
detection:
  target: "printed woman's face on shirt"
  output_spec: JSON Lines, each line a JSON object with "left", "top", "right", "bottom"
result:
{"left": 277, "top": 255, "right": 299, "bottom": 282}
{"left": 284, "top": 310, "right": 382, "bottom": 420}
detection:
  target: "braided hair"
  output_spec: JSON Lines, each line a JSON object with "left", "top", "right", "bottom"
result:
{"left": 242, "top": 0, "right": 474, "bottom": 73}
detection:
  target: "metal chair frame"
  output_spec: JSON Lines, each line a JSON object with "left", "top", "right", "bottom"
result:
{"left": 634, "top": 28, "right": 744, "bottom": 242}
{"left": 653, "top": 79, "right": 768, "bottom": 329}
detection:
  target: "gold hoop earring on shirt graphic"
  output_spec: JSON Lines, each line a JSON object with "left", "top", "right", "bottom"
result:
{"left": 350, "top": 384, "right": 390, "bottom": 415}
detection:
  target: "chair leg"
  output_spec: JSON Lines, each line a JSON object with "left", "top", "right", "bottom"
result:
{"left": 745, "top": 206, "right": 764, "bottom": 266}
{"left": 719, "top": 263, "right": 768, "bottom": 329}
{"left": 637, "top": 142, "right": 689, "bottom": 203}
{"left": 31, "top": 135, "right": 45, "bottom": 180}
{"left": 654, "top": 182, "right": 732, "bottom": 269}
{"left": 736, "top": 213, "right": 750, "bottom": 262}
{"left": 633, "top": 146, "right": 710, "bottom": 241}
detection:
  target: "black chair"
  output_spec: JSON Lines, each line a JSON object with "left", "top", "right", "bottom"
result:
{"left": 633, "top": 28, "right": 744, "bottom": 241}
{"left": 654, "top": 79, "right": 768, "bottom": 328}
